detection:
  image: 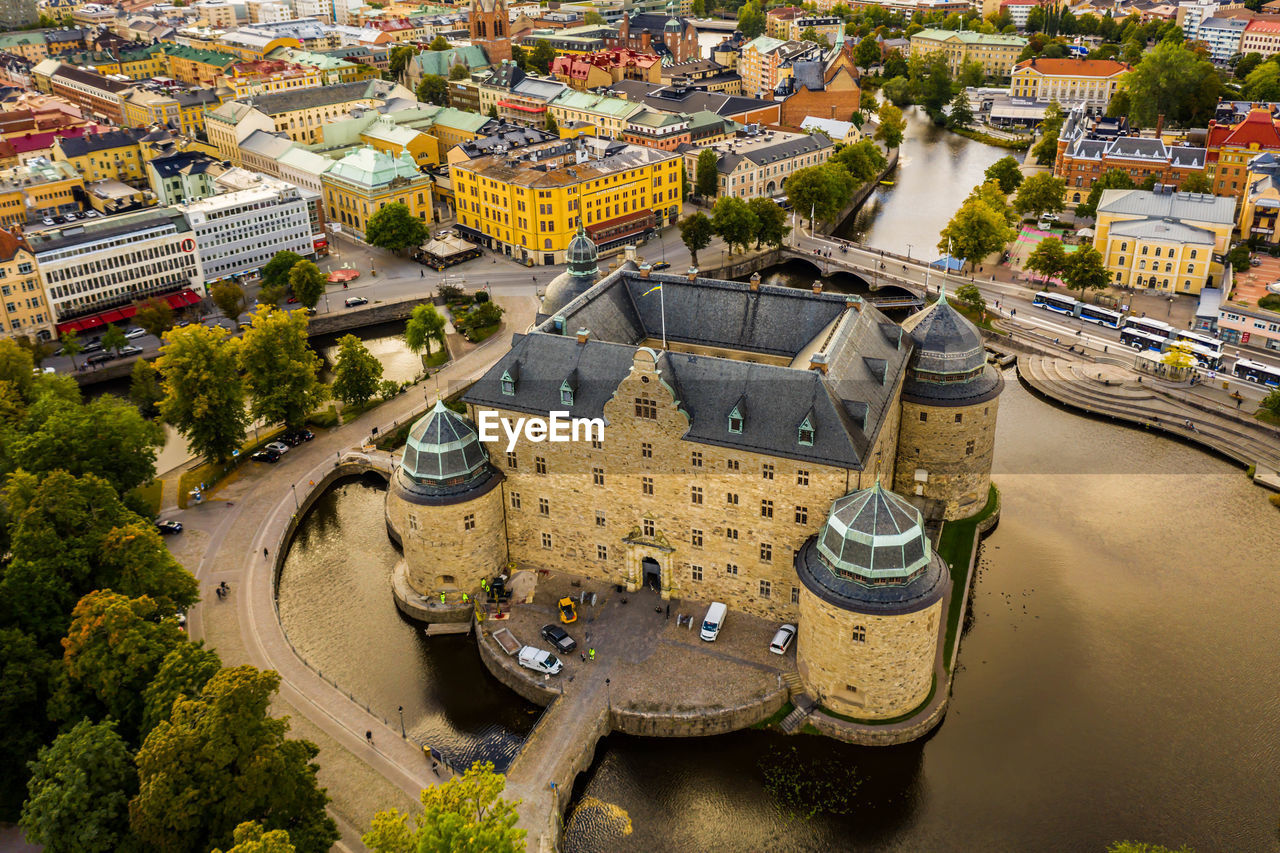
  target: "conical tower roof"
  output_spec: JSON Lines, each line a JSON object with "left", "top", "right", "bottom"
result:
{"left": 401, "top": 400, "right": 489, "bottom": 483}
{"left": 901, "top": 288, "right": 986, "bottom": 376}
{"left": 815, "top": 482, "right": 931, "bottom": 584}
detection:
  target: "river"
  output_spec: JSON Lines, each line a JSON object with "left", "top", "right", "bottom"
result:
{"left": 274, "top": 376, "right": 1280, "bottom": 851}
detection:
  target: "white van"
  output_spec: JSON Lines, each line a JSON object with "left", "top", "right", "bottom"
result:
{"left": 700, "top": 601, "right": 727, "bottom": 642}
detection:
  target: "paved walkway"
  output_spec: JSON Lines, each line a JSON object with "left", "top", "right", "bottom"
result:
{"left": 165, "top": 293, "right": 540, "bottom": 851}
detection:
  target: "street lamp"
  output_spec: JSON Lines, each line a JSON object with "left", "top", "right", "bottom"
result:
{"left": 398, "top": 705, "right": 405, "bottom": 738}
{"left": 906, "top": 243, "right": 913, "bottom": 260}
{"left": 291, "top": 482, "right": 298, "bottom": 510}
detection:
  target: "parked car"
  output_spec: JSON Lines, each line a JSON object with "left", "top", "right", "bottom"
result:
{"left": 83, "top": 210, "right": 100, "bottom": 218}
{"left": 344, "top": 296, "right": 368, "bottom": 307}
{"left": 251, "top": 449, "right": 281, "bottom": 463}
{"left": 264, "top": 441, "right": 290, "bottom": 454}
{"left": 517, "top": 646, "right": 563, "bottom": 676}
{"left": 124, "top": 327, "right": 146, "bottom": 339}
{"left": 540, "top": 624, "right": 577, "bottom": 654}
{"left": 769, "top": 624, "right": 797, "bottom": 655}
{"left": 119, "top": 345, "right": 143, "bottom": 356}
{"left": 156, "top": 519, "right": 183, "bottom": 535}
{"left": 63, "top": 212, "right": 78, "bottom": 221}
{"left": 81, "top": 341, "right": 103, "bottom": 353}
{"left": 41, "top": 217, "right": 54, "bottom": 226}
{"left": 282, "top": 428, "right": 314, "bottom": 445}
{"left": 86, "top": 352, "right": 114, "bottom": 366}
{"left": 558, "top": 596, "right": 577, "bottom": 624}
{"left": 651, "top": 261, "right": 671, "bottom": 271}
{"left": 1041, "top": 212, "right": 1059, "bottom": 222}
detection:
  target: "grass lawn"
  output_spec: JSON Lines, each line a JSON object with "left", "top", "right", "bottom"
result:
{"left": 307, "top": 404, "right": 339, "bottom": 429}
{"left": 1256, "top": 409, "right": 1280, "bottom": 427}
{"left": 751, "top": 701, "right": 794, "bottom": 730}
{"left": 465, "top": 322, "right": 501, "bottom": 344}
{"left": 423, "top": 347, "right": 450, "bottom": 369}
{"left": 130, "top": 479, "right": 163, "bottom": 517}
{"left": 948, "top": 298, "right": 1000, "bottom": 333}
{"left": 340, "top": 398, "right": 382, "bottom": 424}
{"left": 937, "top": 484, "right": 1000, "bottom": 671}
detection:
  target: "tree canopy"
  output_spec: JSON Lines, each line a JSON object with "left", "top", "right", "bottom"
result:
{"left": 947, "top": 89, "right": 973, "bottom": 128}
{"left": 1013, "top": 172, "right": 1066, "bottom": 217}
{"left": 984, "top": 156, "right": 1024, "bottom": 194}
{"left": 363, "top": 762, "right": 524, "bottom": 853}
{"left": 1075, "top": 168, "right": 1135, "bottom": 219}
{"left": 366, "top": 202, "right": 430, "bottom": 254}
{"left": 416, "top": 74, "right": 448, "bottom": 106}
{"left": 157, "top": 324, "right": 247, "bottom": 464}
{"left": 133, "top": 297, "right": 175, "bottom": 340}
{"left": 211, "top": 280, "right": 247, "bottom": 322}
{"left": 875, "top": 102, "right": 906, "bottom": 148}
{"left": 679, "top": 213, "right": 714, "bottom": 266}
{"left": 747, "top": 197, "right": 789, "bottom": 249}
{"left": 238, "top": 308, "right": 324, "bottom": 429}
{"left": 695, "top": 148, "right": 719, "bottom": 198}
{"left": 262, "top": 251, "right": 303, "bottom": 293}
{"left": 332, "top": 334, "right": 384, "bottom": 407}
{"left": 1061, "top": 242, "right": 1110, "bottom": 302}
{"left": 1122, "top": 40, "right": 1220, "bottom": 127}
{"left": 1025, "top": 236, "right": 1068, "bottom": 285}
{"left": 711, "top": 196, "right": 760, "bottom": 257}
{"left": 938, "top": 196, "right": 1016, "bottom": 270}
{"left": 786, "top": 163, "right": 855, "bottom": 228}
{"left": 405, "top": 303, "right": 447, "bottom": 357}
{"left": 288, "top": 261, "right": 326, "bottom": 310}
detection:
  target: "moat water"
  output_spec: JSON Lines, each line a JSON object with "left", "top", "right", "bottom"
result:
{"left": 277, "top": 375, "right": 1280, "bottom": 851}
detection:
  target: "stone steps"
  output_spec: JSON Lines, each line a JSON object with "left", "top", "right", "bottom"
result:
{"left": 779, "top": 703, "right": 811, "bottom": 733}
{"left": 782, "top": 671, "right": 803, "bottom": 693}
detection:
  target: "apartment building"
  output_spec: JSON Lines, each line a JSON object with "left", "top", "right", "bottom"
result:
{"left": 0, "top": 229, "right": 52, "bottom": 341}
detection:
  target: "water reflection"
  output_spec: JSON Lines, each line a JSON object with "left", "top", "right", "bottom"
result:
{"left": 313, "top": 321, "right": 425, "bottom": 386}
{"left": 276, "top": 476, "right": 536, "bottom": 770}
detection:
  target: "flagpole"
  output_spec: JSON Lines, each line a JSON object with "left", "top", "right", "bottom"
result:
{"left": 660, "top": 282, "right": 667, "bottom": 351}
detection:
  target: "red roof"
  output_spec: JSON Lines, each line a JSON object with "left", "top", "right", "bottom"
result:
{"left": 1206, "top": 107, "right": 1280, "bottom": 152}
{"left": 1013, "top": 57, "right": 1130, "bottom": 77}
{"left": 55, "top": 288, "right": 200, "bottom": 335}
{"left": 0, "top": 227, "right": 31, "bottom": 264}
{"left": 1245, "top": 17, "right": 1280, "bottom": 32}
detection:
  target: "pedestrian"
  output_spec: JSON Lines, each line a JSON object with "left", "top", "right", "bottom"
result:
{"left": 1237, "top": 396, "right": 1243, "bottom": 408}
{"left": 439, "top": 592, "right": 446, "bottom": 604}
{"left": 366, "top": 731, "right": 373, "bottom": 744}
{"left": 263, "top": 547, "right": 269, "bottom": 559}
{"left": 665, "top": 604, "right": 670, "bottom": 619}
{"left": 431, "top": 761, "right": 439, "bottom": 776}
{"left": 588, "top": 648, "right": 595, "bottom": 662}
{"left": 462, "top": 593, "right": 469, "bottom": 603}
{"left": 420, "top": 269, "right": 424, "bottom": 278}
{"left": 1011, "top": 308, "right": 1016, "bottom": 317}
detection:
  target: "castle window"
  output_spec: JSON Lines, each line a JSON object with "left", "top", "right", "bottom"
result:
{"left": 791, "top": 586, "right": 800, "bottom": 604}
{"left": 535, "top": 456, "right": 547, "bottom": 475}
{"left": 542, "top": 532, "right": 553, "bottom": 549}
{"left": 691, "top": 528, "right": 703, "bottom": 546}
{"left": 760, "top": 543, "right": 772, "bottom": 562}
{"left": 727, "top": 492, "right": 739, "bottom": 505}
{"left": 643, "top": 518, "right": 655, "bottom": 536}
{"left": 726, "top": 458, "right": 739, "bottom": 471}
{"left": 596, "top": 510, "right": 606, "bottom": 527}
{"left": 642, "top": 476, "right": 654, "bottom": 495}
{"left": 592, "top": 438, "right": 603, "bottom": 449}
{"left": 593, "top": 467, "right": 605, "bottom": 485}
{"left": 846, "top": 684, "right": 858, "bottom": 693}
{"left": 966, "top": 439, "right": 975, "bottom": 455}
{"left": 691, "top": 450, "right": 703, "bottom": 467}
{"left": 797, "top": 469, "right": 809, "bottom": 486}
{"left": 726, "top": 527, "right": 738, "bottom": 540}
{"left": 641, "top": 442, "right": 652, "bottom": 458}
{"left": 759, "top": 580, "right": 771, "bottom": 598}
{"left": 852, "top": 625, "right": 866, "bottom": 642}
{"left": 919, "top": 411, "right": 927, "bottom": 422}
{"left": 408, "top": 513, "right": 418, "bottom": 531}
{"left": 538, "top": 498, "right": 549, "bottom": 516}
{"left": 798, "top": 415, "right": 814, "bottom": 446}
{"left": 726, "top": 563, "right": 739, "bottom": 576}
{"left": 463, "top": 513, "right": 475, "bottom": 531}
{"left": 955, "top": 413, "right": 963, "bottom": 423}
{"left": 761, "top": 499, "right": 773, "bottom": 518}
{"left": 598, "top": 544, "right": 608, "bottom": 560}
{"left": 506, "top": 452, "right": 517, "bottom": 468}
{"left": 560, "top": 380, "right": 574, "bottom": 406}
{"left": 510, "top": 492, "right": 521, "bottom": 509}
{"left": 728, "top": 404, "right": 743, "bottom": 434}
{"left": 691, "top": 486, "right": 703, "bottom": 504}
{"left": 795, "top": 506, "right": 808, "bottom": 525}
{"left": 691, "top": 564, "right": 703, "bottom": 581}
{"left": 500, "top": 368, "right": 516, "bottom": 395}
{"left": 762, "top": 463, "right": 774, "bottom": 480}
{"left": 635, "top": 396, "right": 657, "bottom": 419}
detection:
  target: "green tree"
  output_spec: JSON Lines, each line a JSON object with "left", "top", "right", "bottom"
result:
{"left": 1075, "top": 167, "right": 1135, "bottom": 218}
{"left": 584, "top": 10, "right": 605, "bottom": 24}
{"left": 238, "top": 308, "right": 324, "bottom": 429}
{"left": 134, "top": 296, "right": 176, "bottom": 340}
{"left": 691, "top": 0, "right": 705, "bottom": 15}
{"left": 679, "top": 212, "right": 714, "bottom": 266}
{"left": 0, "top": 628, "right": 56, "bottom": 819}
{"left": 416, "top": 73, "right": 449, "bottom": 106}
{"left": 958, "top": 58, "right": 984, "bottom": 89}
{"left": 985, "top": 155, "right": 1024, "bottom": 193}
{"left": 1123, "top": 40, "right": 1220, "bottom": 127}
{"left": 140, "top": 642, "right": 222, "bottom": 739}
{"left": 332, "top": 334, "right": 383, "bottom": 407}
{"left": 883, "top": 49, "right": 908, "bottom": 79}
{"left": 449, "top": 63, "right": 469, "bottom": 81}
{"left": 695, "top": 148, "right": 720, "bottom": 198}
{"left": 799, "top": 26, "right": 828, "bottom": 45}
{"left": 20, "top": 719, "right": 136, "bottom": 853}
{"left": 1013, "top": 172, "right": 1066, "bottom": 217}
{"left": 214, "top": 822, "right": 297, "bottom": 853}
{"left": 938, "top": 197, "right": 1015, "bottom": 270}
{"left": 130, "top": 666, "right": 339, "bottom": 853}
{"left": 875, "top": 102, "right": 906, "bottom": 148}
{"left": 405, "top": 303, "right": 447, "bottom": 358}
{"left": 786, "top": 162, "right": 855, "bottom": 228}
{"left": 908, "top": 50, "right": 952, "bottom": 117}
{"left": 366, "top": 202, "right": 430, "bottom": 254}
{"left": 388, "top": 44, "right": 415, "bottom": 78}
{"left": 211, "top": 280, "right": 247, "bottom": 321}
{"left": 856, "top": 35, "right": 880, "bottom": 70}
{"left": 545, "top": 112, "right": 559, "bottom": 133}
{"left": 1031, "top": 128, "right": 1059, "bottom": 166}
{"left": 679, "top": 159, "right": 689, "bottom": 200}
{"left": 52, "top": 591, "right": 188, "bottom": 742}
{"left": 130, "top": 358, "right": 164, "bottom": 419}
{"left": 528, "top": 40, "right": 556, "bottom": 74}
{"left": 881, "top": 75, "right": 912, "bottom": 106}
{"left": 1234, "top": 51, "right": 1264, "bottom": 80}
{"left": 1162, "top": 341, "right": 1197, "bottom": 371}
{"left": 157, "top": 324, "right": 247, "bottom": 464}
{"left": 487, "top": 104, "right": 499, "bottom": 119}
{"left": 947, "top": 89, "right": 974, "bottom": 127}
{"left": 1180, "top": 172, "right": 1211, "bottom": 193}
{"left": 747, "top": 197, "right": 789, "bottom": 248}
{"left": 101, "top": 324, "right": 128, "bottom": 356}
{"left": 1025, "top": 235, "right": 1068, "bottom": 285}
{"left": 262, "top": 251, "right": 303, "bottom": 294}
{"left": 288, "top": 260, "right": 326, "bottom": 309}
{"left": 966, "top": 180, "right": 1017, "bottom": 226}
{"left": 1227, "top": 243, "right": 1252, "bottom": 273}
{"left": 1061, "top": 242, "right": 1109, "bottom": 302}
{"left": 737, "top": 1, "right": 765, "bottom": 37}
{"left": 954, "top": 281, "right": 985, "bottom": 314}
{"left": 831, "top": 138, "right": 887, "bottom": 183}
{"left": 0, "top": 338, "right": 34, "bottom": 401}
{"left": 1243, "top": 62, "right": 1280, "bottom": 101}
{"left": 59, "top": 331, "right": 83, "bottom": 371}
{"left": 362, "top": 762, "right": 524, "bottom": 853}
{"left": 428, "top": 35, "right": 450, "bottom": 50}
{"left": 1259, "top": 388, "right": 1280, "bottom": 419}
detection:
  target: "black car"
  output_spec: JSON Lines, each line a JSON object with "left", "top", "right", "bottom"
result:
{"left": 540, "top": 624, "right": 577, "bottom": 653}
{"left": 156, "top": 519, "right": 183, "bottom": 535}
{"left": 86, "top": 352, "right": 114, "bottom": 366}
{"left": 651, "top": 261, "right": 671, "bottom": 271}
{"left": 251, "top": 449, "right": 281, "bottom": 463}
{"left": 81, "top": 341, "right": 104, "bottom": 354}
{"left": 281, "top": 428, "right": 315, "bottom": 446}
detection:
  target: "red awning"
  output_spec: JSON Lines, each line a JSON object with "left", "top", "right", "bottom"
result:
{"left": 497, "top": 100, "right": 545, "bottom": 113}
{"left": 55, "top": 288, "right": 201, "bottom": 335}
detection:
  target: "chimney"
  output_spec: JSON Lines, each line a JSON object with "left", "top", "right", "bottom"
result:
{"left": 640, "top": 262, "right": 652, "bottom": 277}
{"left": 576, "top": 327, "right": 589, "bottom": 344}
{"left": 1155, "top": 113, "right": 1164, "bottom": 136}
{"left": 845, "top": 295, "right": 860, "bottom": 311}
{"left": 809, "top": 352, "right": 828, "bottom": 374}
{"left": 749, "top": 271, "right": 760, "bottom": 291}
{"left": 812, "top": 280, "right": 823, "bottom": 293}
{"left": 687, "top": 267, "right": 698, "bottom": 281}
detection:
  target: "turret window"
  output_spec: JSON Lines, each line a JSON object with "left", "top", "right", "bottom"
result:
{"left": 463, "top": 514, "right": 475, "bottom": 531}
{"left": 500, "top": 369, "right": 516, "bottom": 395}
{"left": 798, "top": 416, "right": 814, "bottom": 446}
{"left": 852, "top": 625, "right": 866, "bottom": 643}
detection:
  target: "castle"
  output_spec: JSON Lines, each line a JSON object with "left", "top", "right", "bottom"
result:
{"left": 385, "top": 233, "right": 1001, "bottom": 721}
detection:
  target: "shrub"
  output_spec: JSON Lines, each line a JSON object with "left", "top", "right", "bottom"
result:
{"left": 1259, "top": 293, "right": 1280, "bottom": 311}
{"left": 378, "top": 379, "right": 399, "bottom": 400}
{"left": 474, "top": 290, "right": 490, "bottom": 303}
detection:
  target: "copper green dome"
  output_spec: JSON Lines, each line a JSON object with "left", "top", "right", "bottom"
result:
{"left": 565, "top": 222, "right": 598, "bottom": 275}
{"left": 400, "top": 400, "right": 489, "bottom": 484}
{"left": 815, "top": 482, "right": 931, "bottom": 584}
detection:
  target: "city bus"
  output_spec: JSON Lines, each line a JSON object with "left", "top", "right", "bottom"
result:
{"left": 1032, "top": 291, "right": 1077, "bottom": 314}
{"left": 1076, "top": 303, "right": 1124, "bottom": 328}
{"left": 1232, "top": 358, "right": 1280, "bottom": 387}
{"left": 1173, "top": 329, "right": 1224, "bottom": 364}
{"left": 1120, "top": 316, "right": 1175, "bottom": 339}
{"left": 1178, "top": 341, "right": 1223, "bottom": 370}
{"left": 1120, "top": 327, "right": 1167, "bottom": 351}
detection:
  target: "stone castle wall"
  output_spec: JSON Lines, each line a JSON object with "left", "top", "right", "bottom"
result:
{"left": 796, "top": 587, "right": 944, "bottom": 720}
{"left": 386, "top": 475, "right": 509, "bottom": 598}
{"left": 893, "top": 396, "right": 999, "bottom": 521}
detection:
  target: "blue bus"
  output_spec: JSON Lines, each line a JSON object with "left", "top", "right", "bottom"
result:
{"left": 1233, "top": 358, "right": 1280, "bottom": 387}
{"left": 1033, "top": 290, "right": 1077, "bottom": 314}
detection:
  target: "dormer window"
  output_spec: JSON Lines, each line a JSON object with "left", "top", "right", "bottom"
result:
{"left": 798, "top": 416, "right": 814, "bottom": 446}
{"left": 728, "top": 405, "right": 743, "bottom": 434}
{"left": 500, "top": 369, "right": 516, "bottom": 396}
{"left": 560, "top": 379, "right": 574, "bottom": 406}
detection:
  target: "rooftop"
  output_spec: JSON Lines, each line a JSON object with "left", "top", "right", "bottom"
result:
{"left": 1096, "top": 188, "right": 1237, "bottom": 225}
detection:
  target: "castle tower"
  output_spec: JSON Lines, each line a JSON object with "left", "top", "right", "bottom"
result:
{"left": 470, "top": 0, "right": 512, "bottom": 66}
{"left": 795, "top": 482, "right": 950, "bottom": 720}
{"left": 892, "top": 289, "right": 1003, "bottom": 520}
{"left": 538, "top": 223, "right": 598, "bottom": 320}
{"left": 385, "top": 400, "right": 507, "bottom": 600}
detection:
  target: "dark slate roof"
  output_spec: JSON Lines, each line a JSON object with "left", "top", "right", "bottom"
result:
{"left": 243, "top": 79, "right": 400, "bottom": 115}
{"left": 466, "top": 268, "right": 913, "bottom": 470}
{"left": 791, "top": 59, "right": 824, "bottom": 92}
{"left": 148, "top": 150, "right": 219, "bottom": 178}
{"left": 627, "top": 12, "right": 690, "bottom": 31}
{"left": 54, "top": 127, "right": 146, "bottom": 157}
{"left": 795, "top": 537, "right": 949, "bottom": 615}
{"left": 607, "top": 79, "right": 775, "bottom": 119}
{"left": 900, "top": 294, "right": 1003, "bottom": 406}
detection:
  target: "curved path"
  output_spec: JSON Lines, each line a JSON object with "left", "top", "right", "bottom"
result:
{"left": 168, "top": 295, "right": 539, "bottom": 850}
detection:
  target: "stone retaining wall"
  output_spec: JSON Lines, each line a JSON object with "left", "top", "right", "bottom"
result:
{"left": 609, "top": 685, "right": 789, "bottom": 737}
{"left": 476, "top": 624, "right": 560, "bottom": 707}
{"left": 808, "top": 690, "right": 950, "bottom": 745}
{"left": 305, "top": 296, "right": 436, "bottom": 338}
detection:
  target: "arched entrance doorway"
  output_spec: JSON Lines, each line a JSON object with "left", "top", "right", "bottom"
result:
{"left": 641, "top": 557, "right": 661, "bottom": 591}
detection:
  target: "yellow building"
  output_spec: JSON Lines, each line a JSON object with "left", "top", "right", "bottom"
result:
{"left": 223, "top": 61, "right": 323, "bottom": 98}
{"left": 452, "top": 136, "right": 682, "bottom": 265}
{"left": 160, "top": 45, "right": 239, "bottom": 87}
{"left": 1239, "top": 152, "right": 1280, "bottom": 248}
{"left": 1094, "top": 188, "right": 1236, "bottom": 295}
{"left": 547, "top": 92, "right": 643, "bottom": 139}
{"left": 217, "top": 31, "right": 302, "bottom": 61}
{"left": 52, "top": 128, "right": 148, "bottom": 186}
{"left": 1009, "top": 57, "right": 1130, "bottom": 110}
{"left": 908, "top": 29, "right": 1027, "bottom": 78}
{"left": 58, "top": 45, "right": 167, "bottom": 80}
{"left": 0, "top": 159, "right": 85, "bottom": 227}
{"left": 0, "top": 228, "right": 53, "bottom": 342}
{"left": 320, "top": 146, "right": 433, "bottom": 241}
{"left": 121, "top": 87, "right": 223, "bottom": 137}
{"left": 422, "top": 107, "right": 491, "bottom": 155}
